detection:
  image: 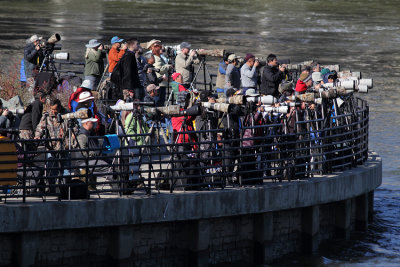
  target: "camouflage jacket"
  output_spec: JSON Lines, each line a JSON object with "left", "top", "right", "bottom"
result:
{"left": 34, "top": 114, "right": 66, "bottom": 150}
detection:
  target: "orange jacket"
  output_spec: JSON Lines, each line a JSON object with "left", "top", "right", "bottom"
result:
{"left": 108, "top": 47, "right": 126, "bottom": 73}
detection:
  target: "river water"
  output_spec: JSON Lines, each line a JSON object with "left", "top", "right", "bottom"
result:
{"left": 0, "top": 0, "right": 399, "bottom": 266}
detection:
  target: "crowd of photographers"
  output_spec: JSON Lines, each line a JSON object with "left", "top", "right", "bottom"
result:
{"left": 0, "top": 33, "right": 369, "bottom": 191}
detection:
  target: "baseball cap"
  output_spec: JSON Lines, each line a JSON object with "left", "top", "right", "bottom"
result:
{"left": 146, "top": 84, "right": 160, "bottom": 92}
{"left": 81, "top": 118, "right": 98, "bottom": 123}
{"left": 172, "top": 72, "right": 181, "bottom": 81}
{"left": 111, "top": 36, "right": 124, "bottom": 44}
{"left": 228, "top": 54, "right": 238, "bottom": 61}
{"left": 245, "top": 88, "right": 259, "bottom": 96}
{"left": 180, "top": 42, "right": 191, "bottom": 49}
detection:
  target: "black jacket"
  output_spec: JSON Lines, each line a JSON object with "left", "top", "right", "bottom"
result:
{"left": 260, "top": 64, "right": 284, "bottom": 97}
{"left": 19, "top": 99, "right": 43, "bottom": 131}
{"left": 119, "top": 50, "right": 141, "bottom": 91}
{"left": 24, "top": 43, "right": 43, "bottom": 65}
{"left": 143, "top": 63, "right": 163, "bottom": 87}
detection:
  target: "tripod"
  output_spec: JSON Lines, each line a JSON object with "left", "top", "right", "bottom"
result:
{"left": 39, "top": 49, "right": 60, "bottom": 82}
{"left": 190, "top": 56, "right": 214, "bottom": 91}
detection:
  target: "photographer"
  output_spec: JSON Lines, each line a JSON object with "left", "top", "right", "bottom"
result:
{"left": 34, "top": 99, "right": 67, "bottom": 146}
{"left": 224, "top": 54, "right": 241, "bottom": 93}
{"left": 24, "top": 34, "right": 44, "bottom": 79}
{"left": 240, "top": 99, "right": 264, "bottom": 185}
{"left": 215, "top": 52, "right": 232, "bottom": 96}
{"left": 143, "top": 53, "right": 163, "bottom": 87}
{"left": 295, "top": 73, "right": 313, "bottom": 94}
{"left": 19, "top": 91, "right": 46, "bottom": 140}
{"left": 175, "top": 42, "right": 200, "bottom": 88}
{"left": 136, "top": 46, "right": 147, "bottom": 87}
{"left": 117, "top": 38, "right": 143, "bottom": 101}
{"left": 171, "top": 91, "right": 199, "bottom": 189}
{"left": 108, "top": 36, "right": 126, "bottom": 75}
{"left": 222, "top": 88, "right": 245, "bottom": 183}
{"left": 147, "top": 39, "right": 173, "bottom": 106}
{"left": 34, "top": 98, "right": 68, "bottom": 192}
{"left": 0, "top": 101, "right": 11, "bottom": 129}
{"left": 84, "top": 39, "right": 106, "bottom": 89}
{"left": 124, "top": 101, "right": 149, "bottom": 183}
{"left": 260, "top": 54, "right": 286, "bottom": 98}
{"left": 240, "top": 53, "right": 260, "bottom": 94}
{"left": 143, "top": 84, "right": 159, "bottom": 105}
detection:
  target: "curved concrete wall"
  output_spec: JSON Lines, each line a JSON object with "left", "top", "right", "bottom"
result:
{"left": 0, "top": 152, "right": 381, "bottom": 233}
{"left": 0, "top": 152, "right": 382, "bottom": 267}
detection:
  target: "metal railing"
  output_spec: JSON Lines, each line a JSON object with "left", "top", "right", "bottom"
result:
{"left": 0, "top": 97, "right": 369, "bottom": 202}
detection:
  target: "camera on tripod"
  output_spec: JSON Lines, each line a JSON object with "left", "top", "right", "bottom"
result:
{"left": 57, "top": 109, "right": 93, "bottom": 123}
{"left": 261, "top": 105, "right": 290, "bottom": 114}
{"left": 39, "top": 33, "right": 69, "bottom": 76}
{"left": 4, "top": 107, "right": 24, "bottom": 116}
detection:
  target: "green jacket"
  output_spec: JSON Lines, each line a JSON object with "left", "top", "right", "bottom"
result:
{"left": 84, "top": 50, "right": 104, "bottom": 76}
{"left": 125, "top": 113, "right": 149, "bottom": 146}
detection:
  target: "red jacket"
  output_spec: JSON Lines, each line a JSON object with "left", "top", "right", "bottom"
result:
{"left": 171, "top": 115, "right": 197, "bottom": 149}
{"left": 295, "top": 79, "right": 307, "bottom": 93}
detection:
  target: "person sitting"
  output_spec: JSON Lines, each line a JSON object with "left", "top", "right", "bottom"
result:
{"left": 75, "top": 91, "right": 104, "bottom": 134}
{"left": 143, "top": 84, "right": 159, "bottom": 105}
{"left": 295, "top": 73, "right": 313, "bottom": 94}
{"left": 108, "top": 36, "right": 126, "bottom": 75}
{"left": 240, "top": 53, "right": 260, "bottom": 94}
{"left": 75, "top": 118, "right": 100, "bottom": 156}
{"left": 224, "top": 54, "right": 241, "bottom": 93}
{"left": 170, "top": 72, "right": 187, "bottom": 103}
{"left": 68, "top": 79, "right": 93, "bottom": 112}
{"left": 73, "top": 117, "right": 112, "bottom": 190}
{"left": 143, "top": 53, "right": 164, "bottom": 87}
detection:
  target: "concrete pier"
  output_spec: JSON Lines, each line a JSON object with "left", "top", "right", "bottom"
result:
{"left": 0, "top": 152, "right": 382, "bottom": 266}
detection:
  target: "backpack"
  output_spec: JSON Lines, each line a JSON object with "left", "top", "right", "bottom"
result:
{"left": 110, "top": 54, "right": 127, "bottom": 86}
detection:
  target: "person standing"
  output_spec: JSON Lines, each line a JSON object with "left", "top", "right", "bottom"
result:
{"left": 240, "top": 53, "right": 260, "bottom": 94}
{"left": 175, "top": 42, "right": 200, "bottom": 88}
{"left": 19, "top": 91, "right": 46, "bottom": 140}
{"left": 135, "top": 46, "right": 147, "bottom": 87}
{"left": 84, "top": 39, "right": 105, "bottom": 89}
{"left": 147, "top": 39, "right": 173, "bottom": 106}
{"left": 260, "top": 54, "right": 286, "bottom": 97}
{"left": 108, "top": 36, "right": 126, "bottom": 75}
{"left": 24, "top": 34, "right": 43, "bottom": 79}
{"left": 215, "top": 52, "right": 232, "bottom": 97}
{"left": 224, "top": 54, "right": 241, "bottom": 92}
{"left": 118, "top": 38, "right": 143, "bottom": 100}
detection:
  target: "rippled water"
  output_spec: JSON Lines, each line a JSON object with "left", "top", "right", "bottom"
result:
{"left": 0, "top": 0, "right": 399, "bottom": 265}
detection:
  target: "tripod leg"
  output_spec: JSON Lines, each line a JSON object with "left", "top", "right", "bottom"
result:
{"left": 190, "top": 60, "right": 205, "bottom": 90}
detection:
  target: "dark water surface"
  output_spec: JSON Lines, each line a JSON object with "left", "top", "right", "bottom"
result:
{"left": 0, "top": 0, "right": 399, "bottom": 266}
